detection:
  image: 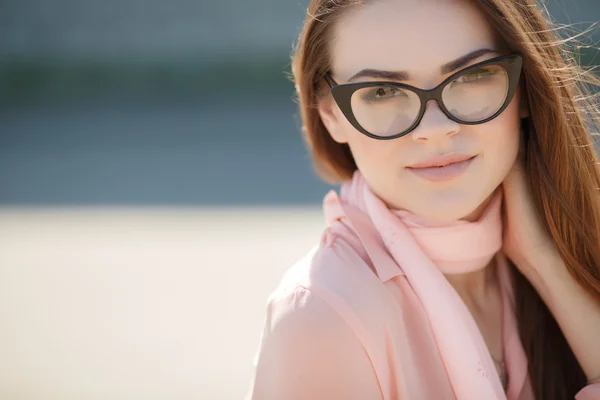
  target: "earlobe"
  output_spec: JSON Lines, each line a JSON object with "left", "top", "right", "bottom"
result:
{"left": 317, "top": 97, "right": 349, "bottom": 144}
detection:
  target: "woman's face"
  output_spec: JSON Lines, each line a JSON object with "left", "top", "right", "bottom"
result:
{"left": 318, "top": 0, "right": 528, "bottom": 222}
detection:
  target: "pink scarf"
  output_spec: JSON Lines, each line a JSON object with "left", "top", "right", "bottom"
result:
{"left": 333, "top": 171, "right": 510, "bottom": 399}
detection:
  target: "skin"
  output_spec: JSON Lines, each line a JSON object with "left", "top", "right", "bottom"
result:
{"left": 319, "top": 0, "right": 600, "bottom": 383}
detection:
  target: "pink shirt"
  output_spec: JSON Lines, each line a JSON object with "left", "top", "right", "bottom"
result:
{"left": 247, "top": 191, "right": 600, "bottom": 399}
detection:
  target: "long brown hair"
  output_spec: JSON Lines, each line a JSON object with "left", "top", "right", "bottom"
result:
{"left": 291, "top": 0, "right": 600, "bottom": 398}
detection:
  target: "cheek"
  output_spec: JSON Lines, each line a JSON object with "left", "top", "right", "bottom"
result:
{"left": 340, "top": 118, "right": 398, "bottom": 166}
{"left": 345, "top": 129, "right": 408, "bottom": 173}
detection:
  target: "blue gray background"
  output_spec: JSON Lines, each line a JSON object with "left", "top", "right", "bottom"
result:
{"left": 1, "top": 0, "right": 598, "bottom": 206}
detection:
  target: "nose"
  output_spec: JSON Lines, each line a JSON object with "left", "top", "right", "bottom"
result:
{"left": 410, "top": 100, "right": 460, "bottom": 142}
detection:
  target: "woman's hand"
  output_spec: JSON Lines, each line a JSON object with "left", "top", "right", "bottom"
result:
{"left": 500, "top": 150, "right": 562, "bottom": 281}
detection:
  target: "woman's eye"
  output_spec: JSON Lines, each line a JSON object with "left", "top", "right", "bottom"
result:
{"left": 455, "top": 68, "right": 495, "bottom": 84}
{"left": 375, "top": 87, "right": 392, "bottom": 98}
{"left": 372, "top": 86, "right": 405, "bottom": 99}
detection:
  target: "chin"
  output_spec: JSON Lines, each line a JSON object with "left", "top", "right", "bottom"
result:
{"left": 378, "top": 178, "right": 493, "bottom": 223}
{"left": 417, "top": 186, "right": 499, "bottom": 223}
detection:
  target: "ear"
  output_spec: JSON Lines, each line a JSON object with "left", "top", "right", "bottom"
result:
{"left": 317, "top": 95, "right": 349, "bottom": 144}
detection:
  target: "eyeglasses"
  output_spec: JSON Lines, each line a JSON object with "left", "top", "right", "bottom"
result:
{"left": 324, "top": 53, "right": 523, "bottom": 140}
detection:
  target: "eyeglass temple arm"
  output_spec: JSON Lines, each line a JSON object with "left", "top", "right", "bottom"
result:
{"left": 324, "top": 72, "right": 338, "bottom": 88}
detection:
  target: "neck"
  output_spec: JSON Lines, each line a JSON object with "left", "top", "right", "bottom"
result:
{"left": 444, "top": 191, "right": 502, "bottom": 302}
{"left": 445, "top": 258, "right": 499, "bottom": 309}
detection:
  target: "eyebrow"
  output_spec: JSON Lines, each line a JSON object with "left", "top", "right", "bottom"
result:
{"left": 346, "top": 48, "right": 500, "bottom": 82}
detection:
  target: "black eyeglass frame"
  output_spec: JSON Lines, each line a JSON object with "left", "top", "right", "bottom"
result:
{"left": 324, "top": 53, "right": 524, "bottom": 140}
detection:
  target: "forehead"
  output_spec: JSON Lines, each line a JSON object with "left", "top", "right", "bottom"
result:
{"left": 330, "top": 0, "right": 499, "bottom": 81}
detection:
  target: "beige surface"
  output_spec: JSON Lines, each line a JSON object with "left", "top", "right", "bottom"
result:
{"left": 0, "top": 207, "right": 325, "bottom": 400}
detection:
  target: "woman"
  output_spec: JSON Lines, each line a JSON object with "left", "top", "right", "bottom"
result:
{"left": 248, "top": 0, "right": 600, "bottom": 399}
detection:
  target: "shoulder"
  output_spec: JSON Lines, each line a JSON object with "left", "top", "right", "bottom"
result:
{"left": 252, "top": 236, "right": 385, "bottom": 399}
{"left": 252, "top": 252, "right": 385, "bottom": 398}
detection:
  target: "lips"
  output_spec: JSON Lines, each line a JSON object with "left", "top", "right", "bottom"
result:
{"left": 407, "top": 153, "right": 476, "bottom": 169}
{"left": 406, "top": 154, "right": 478, "bottom": 183}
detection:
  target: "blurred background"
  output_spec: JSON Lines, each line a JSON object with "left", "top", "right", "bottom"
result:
{"left": 0, "top": 1, "right": 598, "bottom": 399}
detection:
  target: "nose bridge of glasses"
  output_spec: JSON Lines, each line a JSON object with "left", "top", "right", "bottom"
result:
{"left": 421, "top": 96, "right": 444, "bottom": 116}
{"left": 418, "top": 82, "right": 445, "bottom": 102}
{"left": 417, "top": 97, "right": 457, "bottom": 131}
